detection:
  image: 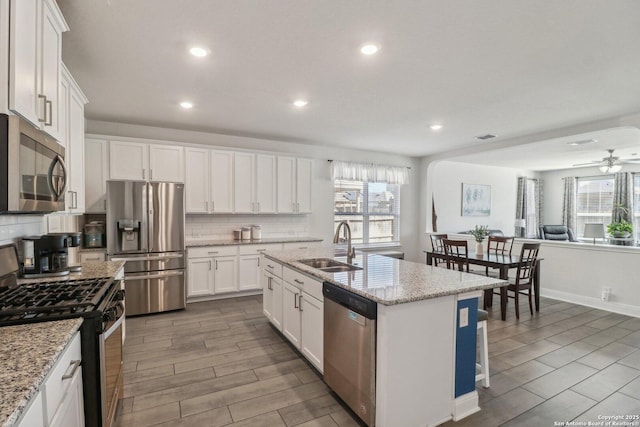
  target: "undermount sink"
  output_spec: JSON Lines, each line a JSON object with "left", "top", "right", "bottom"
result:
{"left": 298, "top": 258, "right": 363, "bottom": 273}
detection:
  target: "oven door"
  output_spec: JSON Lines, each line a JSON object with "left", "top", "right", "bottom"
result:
{"left": 100, "top": 295, "right": 125, "bottom": 427}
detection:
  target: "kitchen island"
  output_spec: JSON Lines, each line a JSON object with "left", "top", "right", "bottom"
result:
{"left": 263, "top": 247, "right": 506, "bottom": 427}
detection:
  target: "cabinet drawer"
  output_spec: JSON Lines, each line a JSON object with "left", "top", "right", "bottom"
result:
{"left": 263, "top": 259, "right": 283, "bottom": 278}
{"left": 283, "top": 267, "right": 323, "bottom": 301}
{"left": 282, "top": 241, "right": 320, "bottom": 250}
{"left": 79, "top": 251, "right": 106, "bottom": 262}
{"left": 188, "top": 245, "right": 238, "bottom": 258}
{"left": 44, "top": 331, "right": 81, "bottom": 424}
{"left": 238, "top": 243, "right": 283, "bottom": 255}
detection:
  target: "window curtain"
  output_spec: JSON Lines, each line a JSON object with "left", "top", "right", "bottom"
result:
{"left": 515, "top": 177, "right": 542, "bottom": 238}
{"left": 612, "top": 172, "right": 632, "bottom": 222}
{"left": 330, "top": 160, "right": 409, "bottom": 184}
{"left": 515, "top": 177, "right": 526, "bottom": 238}
{"left": 562, "top": 177, "right": 577, "bottom": 232}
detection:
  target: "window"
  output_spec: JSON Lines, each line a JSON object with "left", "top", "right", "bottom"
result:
{"left": 524, "top": 179, "right": 538, "bottom": 238}
{"left": 576, "top": 176, "right": 614, "bottom": 238}
{"left": 334, "top": 179, "right": 400, "bottom": 244}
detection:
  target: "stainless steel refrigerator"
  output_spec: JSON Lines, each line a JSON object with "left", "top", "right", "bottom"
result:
{"left": 106, "top": 180, "right": 185, "bottom": 316}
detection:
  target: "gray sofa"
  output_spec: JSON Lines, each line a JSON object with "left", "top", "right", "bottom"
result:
{"left": 538, "top": 225, "right": 578, "bottom": 242}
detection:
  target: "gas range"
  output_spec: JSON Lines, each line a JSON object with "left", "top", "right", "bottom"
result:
{"left": 0, "top": 277, "right": 114, "bottom": 323}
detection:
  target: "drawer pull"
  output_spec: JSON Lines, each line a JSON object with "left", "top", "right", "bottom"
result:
{"left": 62, "top": 360, "right": 81, "bottom": 380}
{"left": 294, "top": 279, "right": 304, "bottom": 285}
{"left": 256, "top": 249, "right": 266, "bottom": 252}
{"left": 208, "top": 251, "right": 219, "bottom": 255}
{"left": 267, "top": 264, "right": 275, "bottom": 268}
{"left": 85, "top": 256, "right": 101, "bottom": 261}
{"left": 294, "top": 292, "right": 299, "bottom": 308}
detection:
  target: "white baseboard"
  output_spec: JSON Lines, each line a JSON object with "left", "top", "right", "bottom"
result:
{"left": 187, "top": 289, "right": 262, "bottom": 303}
{"left": 452, "top": 391, "right": 480, "bottom": 421}
{"left": 541, "top": 289, "right": 640, "bottom": 318}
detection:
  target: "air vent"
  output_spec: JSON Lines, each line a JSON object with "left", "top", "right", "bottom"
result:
{"left": 567, "top": 139, "right": 597, "bottom": 146}
{"left": 476, "top": 134, "right": 496, "bottom": 140}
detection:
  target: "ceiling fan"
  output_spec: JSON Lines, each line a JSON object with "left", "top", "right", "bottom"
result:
{"left": 572, "top": 149, "right": 640, "bottom": 172}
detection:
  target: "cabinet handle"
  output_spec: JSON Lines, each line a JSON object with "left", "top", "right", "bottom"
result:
{"left": 73, "top": 191, "right": 78, "bottom": 209}
{"left": 298, "top": 294, "right": 303, "bottom": 312}
{"left": 294, "top": 292, "right": 299, "bottom": 308}
{"left": 37, "top": 94, "right": 47, "bottom": 122}
{"left": 294, "top": 278, "right": 304, "bottom": 285}
{"left": 267, "top": 264, "right": 274, "bottom": 269}
{"left": 150, "top": 169, "right": 153, "bottom": 180}
{"left": 256, "top": 249, "right": 266, "bottom": 252}
{"left": 208, "top": 251, "right": 219, "bottom": 255}
{"left": 258, "top": 257, "right": 260, "bottom": 267}
{"left": 62, "top": 360, "right": 81, "bottom": 380}
{"left": 205, "top": 201, "right": 208, "bottom": 212}
{"left": 268, "top": 276, "right": 272, "bottom": 290}
{"left": 45, "top": 99, "right": 52, "bottom": 126}
{"left": 104, "top": 199, "right": 107, "bottom": 210}
{"left": 299, "top": 246, "right": 308, "bottom": 250}
{"left": 215, "top": 260, "right": 218, "bottom": 270}
{"left": 142, "top": 169, "right": 146, "bottom": 179}
{"left": 85, "top": 256, "right": 100, "bottom": 261}
{"left": 208, "top": 260, "right": 212, "bottom": 270}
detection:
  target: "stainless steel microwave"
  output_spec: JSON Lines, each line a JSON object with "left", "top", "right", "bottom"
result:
{"left": 0, "top": 114, "right": 67, "bottom": 213}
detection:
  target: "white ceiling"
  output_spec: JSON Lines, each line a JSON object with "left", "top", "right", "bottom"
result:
{"left": 58, "top": 1, "right": 640, "bottom": 158}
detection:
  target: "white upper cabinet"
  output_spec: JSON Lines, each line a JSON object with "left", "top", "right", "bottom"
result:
{"left": 109, "top": 141, "right": 184, "bottom": 182}
{"left": 210, "top": 150, "right": 233, "bottom": 213}
{"left": 60, "top": 64, "right": 88, "bottom": 213}
{"left": 234, "top": 153, "right": 276, "bottom": 213}
{"left": 84, "top": 138, "right": 109, "bottom": 212}
{"left": 185, "top": 148, "right": 233, "bottom": 213}
{"left": 9, "top": 0, "right": 68, "bottom": 141}
{"left": 277, "top": 156, "right": 312, "bottom": 213}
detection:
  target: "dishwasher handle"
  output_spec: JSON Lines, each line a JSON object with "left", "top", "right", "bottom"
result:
{"left": 322, "top": 282, "right": 377, "bottom": 319}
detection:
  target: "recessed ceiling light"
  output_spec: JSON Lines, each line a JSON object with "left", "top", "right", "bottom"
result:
{"left": 189, "top": 47, "right": 208, "bottom": 57}
{"left": 360, "top": 44, "right": 379, "bottom": 55}
{"left": 429, "top": 124, "right": 443, "bottom": 131}
{"left": 293, "top": 99, "right": 308, "bottom": 108}
{"left": 179, "top": 101, "right": 193, "bottom": 109}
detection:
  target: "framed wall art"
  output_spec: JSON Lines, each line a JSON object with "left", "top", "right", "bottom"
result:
{"left": 461, "top": 183, "right": 491, "bottom": 216}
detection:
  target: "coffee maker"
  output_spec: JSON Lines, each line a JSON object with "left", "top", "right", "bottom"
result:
{"left": 21, "top": 233, "right": 78, "bottom": 278}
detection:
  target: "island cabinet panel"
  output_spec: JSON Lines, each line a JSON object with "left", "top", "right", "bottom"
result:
{"left": 282, "top": 281, "right": 302, "bottom": 347}
{"left": 300, "top": 291, "right": 323, "bottom": 371}
{"left": 262, "top": 270, "right": 283, "bottom": 331}
{"left": 17, "top": 391, "right": 45, "bottom": 427}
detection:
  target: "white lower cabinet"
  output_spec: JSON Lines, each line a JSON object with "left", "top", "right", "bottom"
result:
{"left": 187, "top": 257, "right": 214, "bottom": 297}
{"left": 267, "top": 262, "right": 324, "bottom": 372}
{"left": 238, "top": 254, "right": 262, "bottom": 291}
{"left": 213, "top": 256, "right": 237, "bottom": 293}
{"left": 17, "top": 330, "right": 84, "bottom": 427}
{"left": 262, "top": 270, "right": 283, "bottom": 331}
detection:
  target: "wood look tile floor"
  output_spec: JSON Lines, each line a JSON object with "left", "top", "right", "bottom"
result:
{"left": 115, "top": 295, "right": 640, "bottom": 427}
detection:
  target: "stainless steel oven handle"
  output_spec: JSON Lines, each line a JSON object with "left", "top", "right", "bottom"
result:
{"left": 104, "top": 307, "right": 125, "bottom": 339}
{"left": 125, "top": 270, "right": 184, "bottom": 280}
{"left": 110, "top": 253, "right": 184, "bottom": 262}
{"left": 61, "top": 360, "right": 81, "bottom": 381}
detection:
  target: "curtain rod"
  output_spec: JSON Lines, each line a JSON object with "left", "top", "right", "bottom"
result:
{"left": 327, "top": 159, "right": 411, "bottom": 170}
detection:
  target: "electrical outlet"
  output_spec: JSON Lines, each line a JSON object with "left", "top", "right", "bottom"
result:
{"left": 460, "top": 307, "right": 469, "bottom": 327}
{"left": 602, "top": 287, "right": 611, "bottom": 301}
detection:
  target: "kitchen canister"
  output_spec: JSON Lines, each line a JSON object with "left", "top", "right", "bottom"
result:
{"left": 241, "top": 227, "right": 251, "bottom": 240}
{"left": 251, "top": 225, "right": 262, "bottom": 240}
{"left": 233, "top": 229, "right": 242, "bottom": 240}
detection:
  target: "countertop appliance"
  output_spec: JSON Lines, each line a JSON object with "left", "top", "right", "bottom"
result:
{"left": 323, "top": 282, "right": 377, "bottom": 426}
{"left": 84, "top": 221, "right": 106, "bottom": 248}
{"left": 106, "top": 180, "right": 185, "bottom": 316}
{"left": 21, "top": 232, "right": 81, "bottom": 278}
{"left": 0, "top": 113, "right": 67, "bottom": 213}
{"left": 0, "top": 243, "right": 125, "bottom": 427}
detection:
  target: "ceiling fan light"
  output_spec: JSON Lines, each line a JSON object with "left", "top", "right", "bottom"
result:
{"left": 610, "top": 164, "right": 622, "bottom": 173}
{"left": 599, "top": 165, "right": 609, "bottom": 173}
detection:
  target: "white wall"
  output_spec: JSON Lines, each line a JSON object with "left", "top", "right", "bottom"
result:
{"left": 428, "top": 160, "right": 537, "bottom": 234}
{"left": 87, "top": 120, "right": 422, "bottom": 261}
{"left": 540, "top": 164, "right": 640, "bottom": 225}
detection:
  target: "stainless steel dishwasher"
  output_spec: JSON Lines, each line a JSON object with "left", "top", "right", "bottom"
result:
{"left": 323, "top": 282, "right": 377, "bottom": 427}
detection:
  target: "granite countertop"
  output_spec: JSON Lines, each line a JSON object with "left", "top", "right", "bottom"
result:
{"left": 0, "top": 318, "right": 83, "bottom": 427}
{"left": 264, "top": 247, "right": 506, "bottom": 305}
{"left": 186, "top": 237, "right": 323, "bottom": 248}
{"left": 17, "top": 261, "right": 125, "bottom": 285}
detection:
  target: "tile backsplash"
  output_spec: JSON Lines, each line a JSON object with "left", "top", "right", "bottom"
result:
{"left": 186, "top": 214, "right": 311, "bottom": 240}
{"left": 0, "top": 215, "right": 46, "bottom": 246}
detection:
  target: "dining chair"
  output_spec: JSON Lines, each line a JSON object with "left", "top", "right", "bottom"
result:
{"left": 442, "top": 239, "right": 469, "bottom": 272}
{"left": 485, "top": 235, "right": 514, "bottom": 276}
{"left": 442, "top": 239, "right": 490, "bottom": 388}
{"left": 497, "top": 242, "right": 540, "bottom": 319}
{"left": 429, "top": 233, "right": 448, "bottom": 266}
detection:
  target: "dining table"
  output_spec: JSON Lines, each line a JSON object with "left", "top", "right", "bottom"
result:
{"left": 424, "top": 250, "right": 542, "bottom": 320}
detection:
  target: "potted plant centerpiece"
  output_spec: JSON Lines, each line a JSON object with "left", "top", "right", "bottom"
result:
{"left": 470, "top": 225, "right": 489, "bottom": 255}
{"left": 608, "top": 204, "right": 633, "bottom": 238}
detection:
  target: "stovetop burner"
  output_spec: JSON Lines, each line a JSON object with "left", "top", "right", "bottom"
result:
{"left": 0, "top": 277, "right": 113, "bottom": 322}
